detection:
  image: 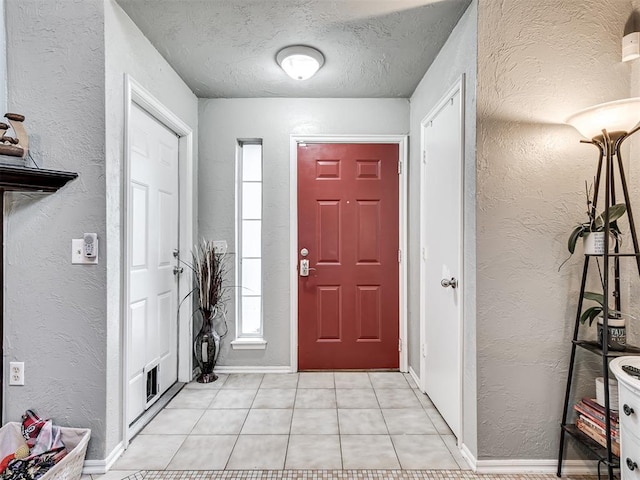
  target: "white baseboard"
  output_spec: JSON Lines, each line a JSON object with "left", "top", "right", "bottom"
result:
{"left": 408, "top": 366, "right": 422, "bottom": 391}
{"left": 475, "top": 458, "right": 597, "bottom": 475}
{"left": 214, "top": 365, "right": 293, "bottom": 374}
{"left": 82, "top": 441, "right": 124, "bottom": 475}
{"left": 460, "top": 444, "right": 597, "bottom": 475}
{"left": 459, "top": 443, "right": 477, "bottom": 470}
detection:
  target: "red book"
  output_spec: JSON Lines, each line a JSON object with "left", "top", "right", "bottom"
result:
{"left": 577, "top": 414, "right": 619, "bottom": 440}
{"left": 582, "top": 397, "right": 619, "bottom": 422}
{"left": 575, "top": 402, "right": 619, "bottom": 430}
{"left": 577, "top": 418, "right": 620, "bottom": 456}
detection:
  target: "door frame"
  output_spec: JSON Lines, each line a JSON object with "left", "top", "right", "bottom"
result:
{"left": 289, "top": 134, "right": 408, "bottom": 372}
{"left": 419, "top": 75, "right": 465, "bottom": 441}
{"left": 121, "top": 74, "right": 194, "bottom": 446}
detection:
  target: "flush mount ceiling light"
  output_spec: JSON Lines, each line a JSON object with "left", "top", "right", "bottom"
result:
{"left": 276, "top": 45, "right": 324, "bottom": 81}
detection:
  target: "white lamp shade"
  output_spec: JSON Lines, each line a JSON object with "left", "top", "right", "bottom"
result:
{"left": 566, "top": 97, "right": 640, "bottom": 139}
{"left": 276, "top": 46, "right": 324, "bottom": 81}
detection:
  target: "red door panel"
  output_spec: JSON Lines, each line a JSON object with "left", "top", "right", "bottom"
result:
{"left": 298, "top": 143, "right": 399, "bottom": 370}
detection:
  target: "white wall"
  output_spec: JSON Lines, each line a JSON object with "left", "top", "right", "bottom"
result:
{"left": 476, "top": 0, "right": 633, "bottom": 460}
{"left": 103, "top": 0, "right": 198, "bottom": 458}
{"left": 5, "top": 0, "right": 108, "bottom": 460}
{"left": 198, "top": 98, "right": 409, "bottom": 367}
{"left": 408, "top": 0, "right": 477, "bottom": 455}
{"left": 0, "top": 0, "right": 6, "bottom": 116}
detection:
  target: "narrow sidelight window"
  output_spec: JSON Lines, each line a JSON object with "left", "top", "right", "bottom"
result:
{"left": 236, "top": 141, "right": 263, "bottom": 337}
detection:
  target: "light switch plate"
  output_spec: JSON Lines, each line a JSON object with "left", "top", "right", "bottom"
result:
{"left": 72, "top": 239, "right": 98, "bottom": 264}
{"left": 213, "top": 240, "right": 227, "bottom": 254}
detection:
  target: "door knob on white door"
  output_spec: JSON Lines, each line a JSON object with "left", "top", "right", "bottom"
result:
{"left": 441, "top": 277, "right": 458, "bottom": 289}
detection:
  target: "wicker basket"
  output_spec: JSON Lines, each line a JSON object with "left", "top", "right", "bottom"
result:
{"left": 0, "top": 422, "right": 90, "bottom": 480}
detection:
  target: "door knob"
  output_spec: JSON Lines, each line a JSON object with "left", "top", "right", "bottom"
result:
{"left": 441, "top": 277, "right": 458, "bottom": 289}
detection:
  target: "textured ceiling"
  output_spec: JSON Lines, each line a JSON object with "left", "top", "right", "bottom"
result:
{"left": 115, "top": 0, "right": 472, "bottom": 98}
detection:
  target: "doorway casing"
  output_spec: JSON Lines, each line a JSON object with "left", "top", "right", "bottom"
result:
{"left": 121, "top": 74, "right": 194, "bottom": 448}
{"left": 289, "top": 134, "right": 409, "bottom": 372}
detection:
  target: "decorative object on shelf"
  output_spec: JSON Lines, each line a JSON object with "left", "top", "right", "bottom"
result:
{"left": 559, "top": 181, "right": 626, "bottom": 270}
{"left": 558, "top": 181, "right": 627, "bottom": 271}
{"left": 578, "top": 291, "right": 628, "bottom": 351}
{"left": 595, "top": 377, "right": 620, "bottom": 411}
{"left": 579, "top": 292, "right": 618, "bottom": 326}
{"left": 189, "top": 239, "right": 229, "bottom": 383}
{"left": 0, "top": 113, "right": 28, "bottom": 159}
{"left": 597, "top": 316, "right": 627, "bottom": 352}
{"left": 558, "top": 97, "right": 640, "bottom": 480}
{"left": 566, "top": 199, "right": 626, "bottom": 255}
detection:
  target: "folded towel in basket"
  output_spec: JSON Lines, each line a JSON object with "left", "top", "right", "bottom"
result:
{"left": 0, "top": 410, "right": 67, "bottom": 480}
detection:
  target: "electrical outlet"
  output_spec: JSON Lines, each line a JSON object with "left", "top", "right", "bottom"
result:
{"left": 9, "top": 362, "right": 24, "bottom": 386}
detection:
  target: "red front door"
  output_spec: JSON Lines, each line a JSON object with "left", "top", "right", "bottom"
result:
{"left": 297, "top": 143, "right": 399, "bottom": 370}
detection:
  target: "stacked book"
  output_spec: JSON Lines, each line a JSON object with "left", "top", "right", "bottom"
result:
{"left": 574, "top": 397, "right": 620, "bottom": 456}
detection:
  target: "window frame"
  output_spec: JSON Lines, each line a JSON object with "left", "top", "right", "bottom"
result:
{"left": 234, "top": 140, "right": 265, "bottom": 342}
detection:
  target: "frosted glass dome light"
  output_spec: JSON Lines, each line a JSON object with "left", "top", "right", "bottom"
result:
{"left": 566, "top": 97, "right": 640, "bottom": 139}
{"left": 276, "top": 45, "right": 324, "bottom": 81}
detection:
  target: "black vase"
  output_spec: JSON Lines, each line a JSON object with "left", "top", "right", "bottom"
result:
{"left": 194, "top": 310, "right": 221, "bottom": 383}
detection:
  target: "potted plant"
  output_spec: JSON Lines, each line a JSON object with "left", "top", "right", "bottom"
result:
{"left": 189, "top": 239, "right": 229, "bottom": 383}
{"left": 580, "top": 291, "right": 628, "bottom": 351}
{"left": 567, "top": 183, "right": 626, "bottom": 256}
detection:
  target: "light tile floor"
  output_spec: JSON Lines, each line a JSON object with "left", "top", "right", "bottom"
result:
{"left": 85, "top": 372, "right": 471, "bottom": 479}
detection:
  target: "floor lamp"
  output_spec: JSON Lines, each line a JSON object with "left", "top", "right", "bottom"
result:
{"left": 558, "top": 97, "right": 640, "bottom": 479}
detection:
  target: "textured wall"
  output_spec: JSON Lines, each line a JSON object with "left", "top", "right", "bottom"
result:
{"left": 5, "top": 0, "right": 108, "bottom": 459}
{"left": 408, "top": 0, "right": 477, "bottom": 456}
{"left": 476, "top": 0, "right": 632, "bottom": 459}
{"left": 198, "top": 98, "right": 409, "bottom": 367}
{"left": 0, "top": 0, "right": 6, "bottom": 116}
{"left": 104, "top": 0, "right": 198, "bottom": 456}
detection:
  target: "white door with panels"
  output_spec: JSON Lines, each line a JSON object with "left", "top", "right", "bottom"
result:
{"left": 127, "top": 103, "right": 180, "bottom": 424}
{"left": 420, "top": 79, "right": 464, "bottom": 440}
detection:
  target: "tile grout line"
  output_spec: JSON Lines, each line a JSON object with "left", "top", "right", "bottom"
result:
{"left": 281, "top": 379, "right": 296, "bottom": 470}
{"left": 222, "top": 374, "right": 261, "bottom": 470}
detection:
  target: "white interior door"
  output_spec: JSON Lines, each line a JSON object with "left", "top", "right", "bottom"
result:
{"left": 127, "top": 103, "right": 180, "bottom": 424}
{"left": 420, "top": 80, "right": 464, "bottom": 439}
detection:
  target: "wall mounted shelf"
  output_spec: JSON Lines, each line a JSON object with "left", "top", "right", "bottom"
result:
{"left": 0, "top": 163, "right": 78, "bottom": 192}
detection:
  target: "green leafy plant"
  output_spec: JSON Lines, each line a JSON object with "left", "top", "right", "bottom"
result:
{"left": 579, "top": 291, "right": 621, "bottom": 325}
{"left": 567, "top": 203, "right": 626, "bottom": 254}
{"left": 559, "top": 183, "right": 627, "bottom": 271}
